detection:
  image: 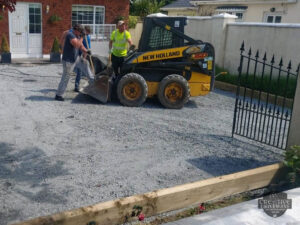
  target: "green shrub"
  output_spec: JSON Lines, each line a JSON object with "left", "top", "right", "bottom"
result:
{"left": 51, "top": 37, "right": 60, "bottom": 53}
{"left": 215, "top": 66, "right": 297, "bottom": 99}
{"left": 128, "top": 16, "right": 139, "bottom": 29}
{"left": 130, "top": 0, "right": 166, "bottom": 18}
{"left": 114, "top": 15, "right": 125, "bottom": 24}
{"left": 49, "top": 14, "right": 62, "bottom": 24}
{"left": 284, "top": 145, "right": 300, "bottom": 186}
{"left": 1, "top": 35, "right": 10, "bottom": 53}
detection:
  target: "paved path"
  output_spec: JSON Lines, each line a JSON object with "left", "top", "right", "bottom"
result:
{"left": 164, "top": 187, "right": 300, "bottom": 225}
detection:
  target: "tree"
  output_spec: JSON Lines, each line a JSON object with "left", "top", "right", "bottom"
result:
{"left": 130, "top": 0, "right": 174, "bottom": 18}
{"left": 0, "top": 0, "right": 16, "bottom": 12}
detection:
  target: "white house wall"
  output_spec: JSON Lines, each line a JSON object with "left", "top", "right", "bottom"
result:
{"left": 243, "top": 3, "right": 300, "bottom": 23}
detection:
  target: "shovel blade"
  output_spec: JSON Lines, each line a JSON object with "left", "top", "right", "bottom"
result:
{"left": 80, "top": 75, "right": 111, "bottom": 103}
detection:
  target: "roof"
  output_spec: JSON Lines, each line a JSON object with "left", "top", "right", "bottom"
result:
{"left": 161, "top": 0, "right": 194, "bottom": 9}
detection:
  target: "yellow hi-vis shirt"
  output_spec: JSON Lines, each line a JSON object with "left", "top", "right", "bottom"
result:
{"left": 110, "top": 29, "right": 131, "bottom": 57}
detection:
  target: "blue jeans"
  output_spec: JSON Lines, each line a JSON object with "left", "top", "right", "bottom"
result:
{"left": 75, "top": 67, "right": 81, "bottom": 89}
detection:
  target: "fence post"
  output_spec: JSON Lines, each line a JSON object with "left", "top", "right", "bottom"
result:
{"left": 287, "top": 71, "right": 300, "bottom": 147}
{"left": 211, "top": 13, "right": 237, "bottom": 68}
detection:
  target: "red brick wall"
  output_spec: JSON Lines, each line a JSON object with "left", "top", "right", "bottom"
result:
{"left": 0, "top": 0, "right": 129, "bottom": 54}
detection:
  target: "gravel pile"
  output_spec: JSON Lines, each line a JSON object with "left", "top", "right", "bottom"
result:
{"left": 0, "top": 63, "right": 283, "bottom": 224}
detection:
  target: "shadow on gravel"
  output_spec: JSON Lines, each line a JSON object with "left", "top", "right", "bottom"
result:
{"left": 25, "top": 96, "right": 55, "bottom": 101}
{"left": 185, "top": 100, "right": 198, "bottom": 108}
{"left": 30, "top": 88, "right": 57, "bottom": 94}
{"left": 71, "top": 93, "right": 106, "bottom": 104}
{"left": 0, "top": 142, "right": 69, "bottom": 204}
{"left": 188, "top": 156, "right": 277, "bottom": 177}
{"left": 187, "top": 135, "right": 281, "bottom": 177}
{"left": 71, "top": 93, "right": 198, "bottom": 109}
{"left": 0, "top": 209, "right": 21, "bottom": 225}
{"left": 208, "top": 134, "right": 283, "bottom": 156}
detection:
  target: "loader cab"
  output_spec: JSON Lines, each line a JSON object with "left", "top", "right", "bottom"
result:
{"left": 138, "top": 17, "right": 188, "bottom": 52}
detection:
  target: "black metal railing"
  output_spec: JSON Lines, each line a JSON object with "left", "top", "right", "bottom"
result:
{"left": 232, "top": 42, "right": 299, "bottom": 149}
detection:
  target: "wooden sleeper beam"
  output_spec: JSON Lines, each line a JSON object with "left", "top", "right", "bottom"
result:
{"left": 13, "top": 163, "right": 284, "bottom": 225}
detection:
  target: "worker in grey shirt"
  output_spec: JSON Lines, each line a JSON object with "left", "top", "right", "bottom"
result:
{"left": 55, "top": 24, "right": 93, "bottom": 101}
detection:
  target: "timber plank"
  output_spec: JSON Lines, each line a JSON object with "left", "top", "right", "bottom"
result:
{"left": 13, "top": 163, "right": 283, "bottom": 225}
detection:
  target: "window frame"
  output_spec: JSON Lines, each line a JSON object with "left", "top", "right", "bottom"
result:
{"left": 28, "top": 3, "right": 42, "bottom": 34}
{"left": 263, "top": 12, "right": 283, "bottom": 23}
{"left": 71, "top": 4, "right": 105, "bottom": 36}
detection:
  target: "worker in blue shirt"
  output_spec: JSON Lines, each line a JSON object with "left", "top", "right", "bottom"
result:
{"left": 74, "top": 26, "right": 92, "bottom": 92}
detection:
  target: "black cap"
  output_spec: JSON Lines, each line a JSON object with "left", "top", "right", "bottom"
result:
{"left": 73, "top": 24, "right": 85, "bottom": 35}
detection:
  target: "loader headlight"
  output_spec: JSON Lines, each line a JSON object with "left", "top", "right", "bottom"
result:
{"left": 185, "top": 45, "right": 205, "bottom": 54}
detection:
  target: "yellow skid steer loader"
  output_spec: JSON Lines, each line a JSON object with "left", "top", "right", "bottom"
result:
{"left": 82, "top": 15, "right": 215, "bottom": 109}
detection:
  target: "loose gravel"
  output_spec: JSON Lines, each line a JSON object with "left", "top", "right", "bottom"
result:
{"left": 0, "top": 63, "right": 284, "bottom": 224}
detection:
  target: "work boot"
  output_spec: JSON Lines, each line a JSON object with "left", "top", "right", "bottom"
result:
{"left": 55, "top": 95, "right": 64, "bottom": 101}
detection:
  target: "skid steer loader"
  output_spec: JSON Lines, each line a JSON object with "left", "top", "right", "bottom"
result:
{"left": 81, "top": 15, "right": 215, "bottom": 109}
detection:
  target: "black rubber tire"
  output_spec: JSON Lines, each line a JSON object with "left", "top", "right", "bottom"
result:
{"left": 117, "top": 73, "right": 148, "bottom": 107}
{"left": 158, "top": 74, "right": 190, "bottom": 109}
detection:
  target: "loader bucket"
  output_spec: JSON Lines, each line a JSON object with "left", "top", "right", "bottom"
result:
{"left": 80, "top": 75, "right": 111, "bottom": 103}
{"left": 79, "top": 55, "right": 111, "bottom": 103}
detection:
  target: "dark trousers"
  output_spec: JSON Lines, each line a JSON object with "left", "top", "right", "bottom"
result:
{"left": 111, "top": 54, "right": 124, "bottom": 76}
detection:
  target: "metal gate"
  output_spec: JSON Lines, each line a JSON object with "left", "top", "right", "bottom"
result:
{"left": 232, "top": 42, "right": 299, "bottom": 149}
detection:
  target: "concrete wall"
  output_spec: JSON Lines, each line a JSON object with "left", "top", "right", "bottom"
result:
{"left": 224, "top": 23, "right": 300, "bottom": 74}
{"left": 183, "top": 14, "right": 300, "bottom": 74}
{"left": 185, "top": 16, "right": 213, "bottom": 42}
{"left": 129, "top": 22, "right": 143, "bottom": 47}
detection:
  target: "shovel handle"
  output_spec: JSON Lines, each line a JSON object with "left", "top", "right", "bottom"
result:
{"left": 85, "top": 35, "right": 95, "bottom": 74}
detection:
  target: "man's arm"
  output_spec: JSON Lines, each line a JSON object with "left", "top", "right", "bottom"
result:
{"left": 127, "top": 38, "right": 133, "bottom": 47}
{"left": 70, "top": 38, "right": 88, "bottom": 54}
{"left": 60, "top": 30, "right": 69, "bottom": 50}
{"left": 126, "top": 31, "right": 133, "bottom": 48}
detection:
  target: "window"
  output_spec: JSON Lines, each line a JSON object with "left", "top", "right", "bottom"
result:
{"left": 264, "top": 13, "right": 282, "bottom": 23}
{"left": 72, "top": 5, "right": 105, "bottom": 35}
{"left": 235, "top": 13, "right": 243, "bottom": 20}
{"left": 29, "top": 4, "right": 41, "bottom": 34}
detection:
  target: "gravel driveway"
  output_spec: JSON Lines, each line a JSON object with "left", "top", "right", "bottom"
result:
{"left": 0, "top": 63, "right": 283, "bottom": 224}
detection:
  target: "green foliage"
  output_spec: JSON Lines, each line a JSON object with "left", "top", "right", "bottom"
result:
{"left": 114, "top": 15, "right": 125, "bottom": 24}
{"left": 130, "top": 0, "right": 168, "bottom": 18}
{"left": 1, "top": 35, "right": 10, "bottom": 53}
{"left": 51, "top": 37, "right": 60, "bottom": 53}
{"left": 284, "top": 146, "right": 300, "bottom": 185}
{"left": 128, "top": 15, "right": 139, "bottom": 29}
{"left": 215, "top": 66, "right": 297, "bottom": 99}
{"left": 49, "top": 14, "right": 62, "bottom": 24}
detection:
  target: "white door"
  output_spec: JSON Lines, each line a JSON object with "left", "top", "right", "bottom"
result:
{"left": 9, "top": 3, "right": 42, "bottom": 58}
{"left": 9, "top": 3, "right": 27, "bottom": 55}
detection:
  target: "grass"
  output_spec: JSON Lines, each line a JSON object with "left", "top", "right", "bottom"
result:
{"left": 215, "top": 67, "right": 297, "bottom": 99}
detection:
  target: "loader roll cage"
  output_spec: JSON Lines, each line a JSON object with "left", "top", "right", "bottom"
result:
{"left": 138, "top": 17, "right": 202, "bottom": 52}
